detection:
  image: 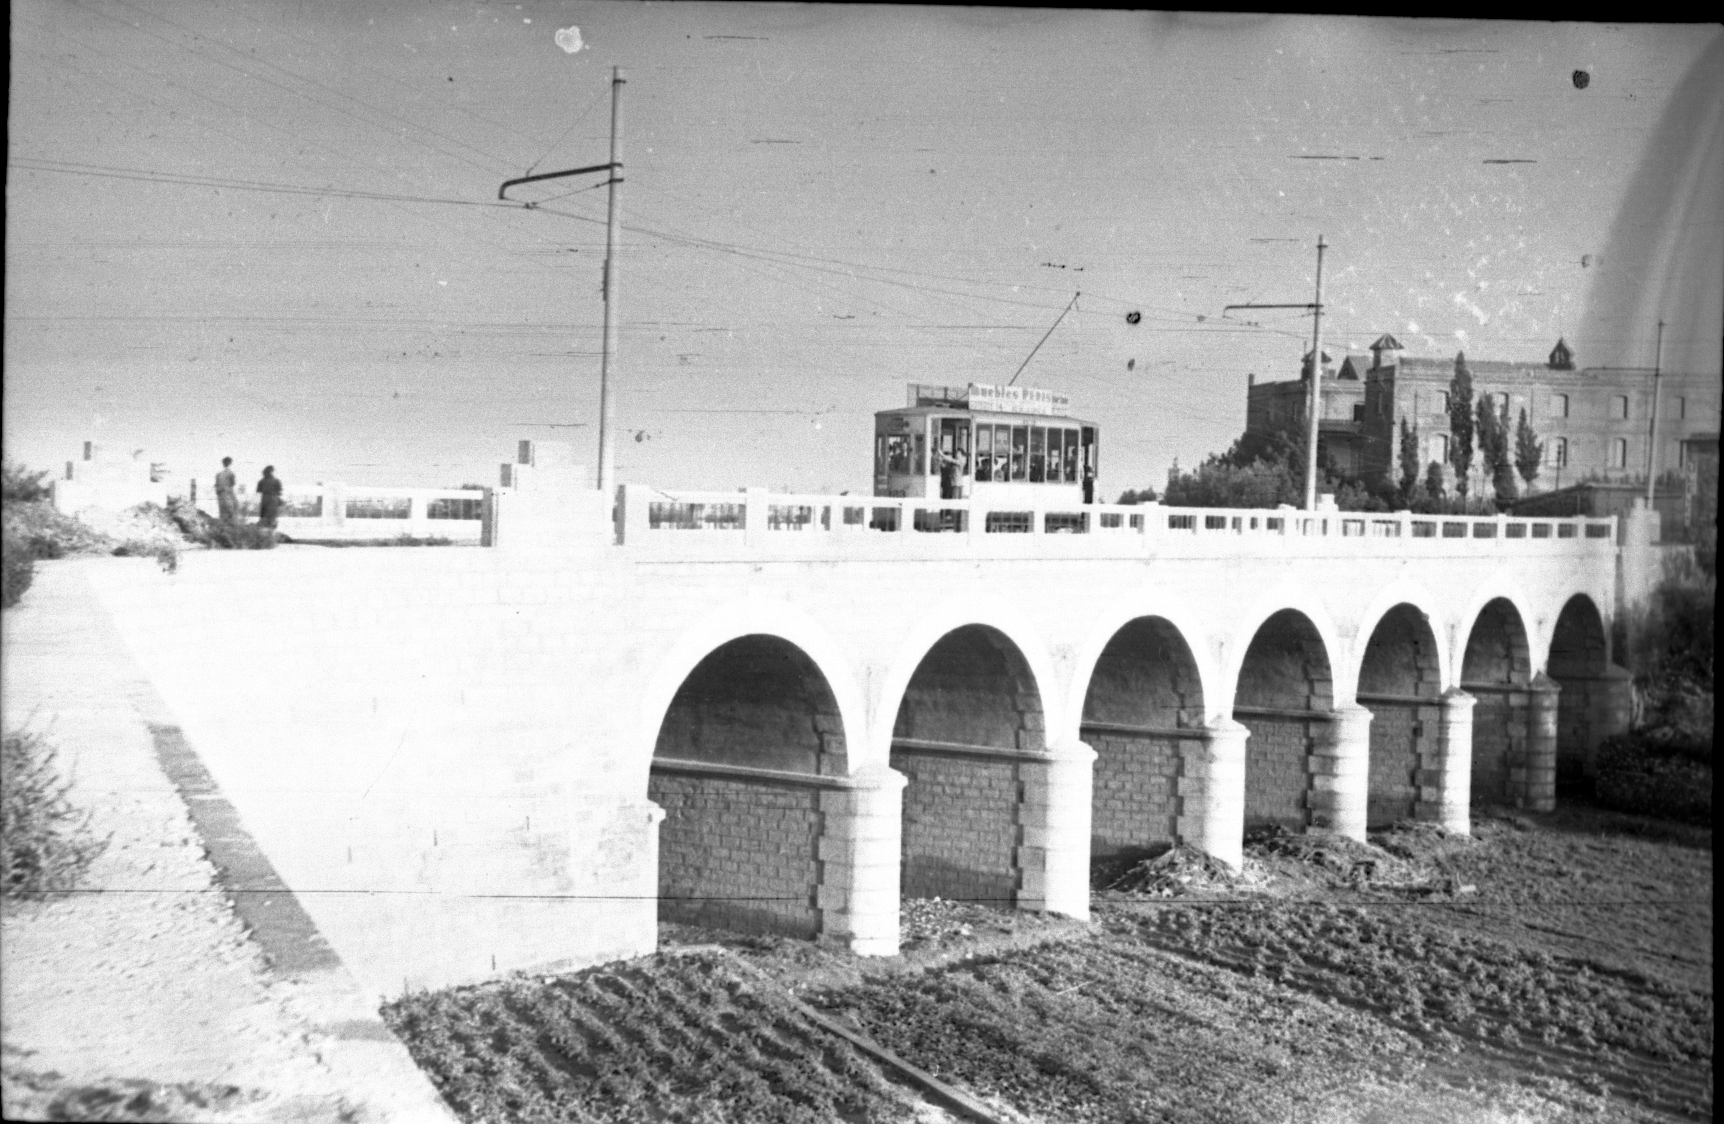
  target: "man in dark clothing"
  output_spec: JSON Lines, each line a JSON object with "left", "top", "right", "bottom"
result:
{"left": 256, "top": 465, "right": 283, "bottom": 529}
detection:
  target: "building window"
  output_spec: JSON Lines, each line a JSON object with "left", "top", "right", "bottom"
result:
{"left": 1549, "top": 437, "right": 1568, "bottom": 468}
{"left": 1676, "top": 396, "right": 1687, "bottom": 419}
{"left": 1434, "top": 390, "right": 1450, "bottom": 414}
{"left": 1431, "top": 434, "right": 1449, "bottom": 464}
{"left": 1492, "top": 391, "right": 1509, "bottom": 413}
{"left": 1609, "top": 437, "right": 1628, "bottom": 468}
{"left": 1614, "top": 395, "right": 1629, "bottom": 419}
{"left": 1553, "top": 393, "right": 1569, "bottom": 418}
{"left": 1678, "top": 442, "right": 1688, "bottom": 468}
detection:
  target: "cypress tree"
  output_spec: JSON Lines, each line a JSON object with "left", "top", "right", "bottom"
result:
{"left": 1448, "top": 353, "right": 1475, "bottom": 497}
{"left": 1515, "top": 407, "right": 1544, "bottom": 491}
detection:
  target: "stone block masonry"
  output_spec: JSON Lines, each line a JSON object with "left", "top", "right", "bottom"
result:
{"left": 1085, "top": 729, "right": 1183, "bottom": 857}
{"left": 650, "top": 772, "right": 822, "bottom": 937}
{"left": 892, "top": 749, "right": 1020, "bottom": 906}
{"left": 1366, "top": 702, "right": 1426, "bottom": 827}
{"left": 1240, "top": 716, "right": 1313, "bottom": 831}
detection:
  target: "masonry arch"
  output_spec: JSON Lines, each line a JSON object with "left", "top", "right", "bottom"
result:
{"left": 1461, "top": 597, "right": 1534, "bottom": 805}
{"left": 889, "top": 624, "right": 1045, "bottom": 907}
{"left": 649, "top": 633, "right": 845, "bottom": 938}
{"left": 1355, "top": 603, "right": 1444, "bottom": 826}
{"left": 1545, "top": 593, "right": 1625, "bottom": 788}
{"left": 1352, "top": 582, "right": 1451, "bottom": 693}
{"left": 1233, "top": 609, "right": 1334, "bottom": 833}
{"left": 639, "top": 599, "right": 868, "bottom": 777}
{"left": 1080, "top": 616, "right": 1206, "bottom": 859}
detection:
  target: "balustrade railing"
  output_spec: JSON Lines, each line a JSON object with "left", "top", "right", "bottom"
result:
{"left": 616, "top": 484, "right": 1617, "bottom": 552}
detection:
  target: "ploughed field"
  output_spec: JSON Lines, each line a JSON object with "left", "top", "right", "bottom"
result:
{"left": 384, "top": 805, "right": 1712, "bottom": 1124}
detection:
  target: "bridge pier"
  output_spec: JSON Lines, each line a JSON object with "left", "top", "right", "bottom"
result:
{"left": 1309, "top": 704, "right": 1372, "bottom": 841}
{"left": 1420, "top": 689, "right": 1476, "bottom": 834}
{"left": 816, "top": 765, "right": 907, "bottom": 955}
{"left": 1175, "top": 720, "right": 1250, "bottom": 870}
{"left": 1519, "top": 674, "right": 1561, "bottom": 812}
{"left": 1018, "top": 740, "right": 1096, "bottom": 920}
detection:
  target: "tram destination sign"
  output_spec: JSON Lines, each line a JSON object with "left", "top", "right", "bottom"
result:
{"left": 966, "top": 383, "right": 1071, "bottom": 416}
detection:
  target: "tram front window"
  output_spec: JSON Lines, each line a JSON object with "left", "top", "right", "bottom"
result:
{"left": 1028, "top": 427, "right": 1046, "bottom": 483}
{"left": 886, "top": 435, "right": 911, "bottom": 475}
{"left": 1011, "top": 427, "right": 1028, "bottom": 480}
{"left": 975, "top": 426, "right": 993, "bottom": 482}
{"left": 1063, "top": 428, "right": 1080, "bottom": 482}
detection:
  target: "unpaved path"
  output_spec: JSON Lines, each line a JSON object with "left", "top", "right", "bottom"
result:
{"left": 2, "top": 560, "right": 451, "bottom": 1122}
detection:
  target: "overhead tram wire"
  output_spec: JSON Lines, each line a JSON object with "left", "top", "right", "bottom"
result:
{"left": 94, "top": 0, "right": 517, "bottom": 178}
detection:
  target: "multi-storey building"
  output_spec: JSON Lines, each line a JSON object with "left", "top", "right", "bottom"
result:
{"left": 1245, "top": 335, "right": 1720, "bottom": 498}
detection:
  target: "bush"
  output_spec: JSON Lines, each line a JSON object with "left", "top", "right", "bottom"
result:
{"left": 1614, "top": 559, "right": 1715, "bottom": 733}
{"left": 1, "top": 460, "right": 52, "bottom": 504}
{"left": 2, "top": 730, "right": 109, "bottom": 898}
{"left": 1, "top": 500, "right": 113, "bottom": 559}
{"left": 2, "top": 531, "right": 34, "bottom": 609}
{"left": 1595, "top": 731, "right": 1712, "bottom": 824}
{"left": 165, "top": 498, "right": 276, "bottom": 550}
{"left": 111, "top": 540, "right": 180, "bottom": 573}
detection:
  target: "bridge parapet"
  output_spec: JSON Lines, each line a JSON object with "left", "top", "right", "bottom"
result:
{"left": 614, "top": 483, "right": 1617, "bottom": 560}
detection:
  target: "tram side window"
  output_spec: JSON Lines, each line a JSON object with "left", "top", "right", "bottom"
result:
{"left": 993, "top": 425, "right": 1010, "bottom": 481}
{"left": 1011, "top": 426, "right": 1028, "bottom": 480}
{"left": 975, "top": 426, "right": 993, "bottom": 482}
{"left": 886, "top": 435, "right": 912, "bottom": 475}
{"left": 1045, "top": 429, "right": 1061, "bottom": 483}
{"left": 1029, "top": 427, "right": 1046, "bottom": 483}
{"left": 875, "top": 435, "right": 886, "bottom": 479}
{"left": 1063, "top": 429, "right": 1080, "bottom": 482}
{"left": 914, "top": 433, "right": 927, "bottom": 476}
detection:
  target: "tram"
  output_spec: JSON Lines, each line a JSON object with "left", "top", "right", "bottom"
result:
{"left": 873, "top": 383, "right": 1099, "bottom": 504}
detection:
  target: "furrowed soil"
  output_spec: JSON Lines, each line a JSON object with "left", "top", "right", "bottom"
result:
{"left": 385, "top": 804, "right": 1711, "bottom": 1123}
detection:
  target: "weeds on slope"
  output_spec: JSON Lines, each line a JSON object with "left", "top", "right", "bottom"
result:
{"left": 1, "top": 730, "right": 109, "bottom": 901}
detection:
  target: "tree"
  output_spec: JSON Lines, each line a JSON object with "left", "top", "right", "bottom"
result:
{"left": 1116, "top": 486, "right": 1158, "bottom": 505}
{"left": 1514, "top": 408, "right": 1544, "bottom": 492}
{"left": 1397, "top": 417, "right": 1421, "bottom": 502}
{"left": 1447, "top": 352, "right": 1475, "bottom": 497}
{"left": 1424, "top": 460, "right": 1447, "bottom": 502}
{"left": 1477, "top": 395, "right": 1517, "bottom": 504}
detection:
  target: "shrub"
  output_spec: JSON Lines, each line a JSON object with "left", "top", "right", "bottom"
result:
{"left": 1595, "top": 731, "right": 1712, "bottom": 824}
{"left": 165, "top": 498, "right": 276, "bottom": 550}
{"left": 2, "top": 531, "right": 34, "bottom": 609}
{"left": 1, "top": 500, "right": 113, "bottom": 559}
{"left": 1, "top": 460, "right": 52, "bottom": 504}
{"left": 2, "top": 730, "right": 109, "bottom": 898}
{"left": 111, "top": 540, "right": 180, "bottom": 573}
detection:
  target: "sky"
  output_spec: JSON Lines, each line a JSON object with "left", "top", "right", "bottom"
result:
{"left": 6, "top": 5, "right": 1722, "bottom": 497}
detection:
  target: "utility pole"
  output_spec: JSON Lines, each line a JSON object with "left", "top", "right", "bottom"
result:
{"left": 497, "top": 68, "right": 626, "bottom": 493}
{"left": 1305, "top": 235, "right": 1327, "bottom": 511}
{"left": 596, "top": 67, "right": 625, "bottom": 494}
{"left": 1645, "top": 318, "right": 1664, "bottom": 505}
{"left": 1221, "top": 234, "right": 1328, "bottom": 510}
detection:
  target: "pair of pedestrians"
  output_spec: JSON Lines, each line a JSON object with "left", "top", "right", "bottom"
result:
{"left": 213, "top": 458, "right": 283, "bottom": 528}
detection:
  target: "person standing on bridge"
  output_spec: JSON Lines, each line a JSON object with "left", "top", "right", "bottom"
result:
{"left": 256, "top": 465, "right": 283, "bottom": 529}
{"left": 214, "top": 456, "right": 238, "bottom": 522}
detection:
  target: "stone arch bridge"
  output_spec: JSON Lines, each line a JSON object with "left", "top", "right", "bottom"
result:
{"left": 76, "top": 476, "right": 1649, "bottom": 996}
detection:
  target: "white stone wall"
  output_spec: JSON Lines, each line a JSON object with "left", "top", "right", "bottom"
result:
{"left": 75, "top": 494, "right": 1622, "bottom": 993}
